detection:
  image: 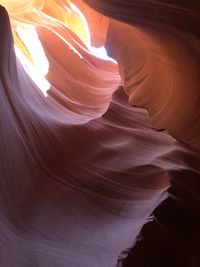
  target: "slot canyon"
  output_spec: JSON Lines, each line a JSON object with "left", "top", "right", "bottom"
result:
{"left": 0, "top": 1, "right": 200, "bottom": 266}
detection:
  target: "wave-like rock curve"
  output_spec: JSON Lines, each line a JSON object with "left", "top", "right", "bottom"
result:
{"left": 0, "top": 1, "right": 200, "bottom": 266}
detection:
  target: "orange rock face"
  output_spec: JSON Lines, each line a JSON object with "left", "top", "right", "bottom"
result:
{"left": 0, "top": 1, "right": 200, "bottom": 266}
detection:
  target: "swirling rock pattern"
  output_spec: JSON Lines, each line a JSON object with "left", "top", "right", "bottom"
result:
{"left": 0, "top": 1, "right": 200, "bottom": 266}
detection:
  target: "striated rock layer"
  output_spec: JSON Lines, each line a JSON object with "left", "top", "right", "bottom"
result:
{"left": 0, "top": 1, "right": 200, "bottom": 266}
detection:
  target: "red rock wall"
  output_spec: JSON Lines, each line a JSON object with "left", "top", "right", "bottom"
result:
{"left": 0, "top": 1, "right": 200, "bottom": 266}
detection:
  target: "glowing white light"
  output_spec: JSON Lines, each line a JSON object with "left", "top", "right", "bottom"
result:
{"left": 14, "top": 45, "right": 50, "bottom": 97}
{"left": 14, "top": 3, "right": 117, "bottom": 97}
{"left": 90, "top": 46, "right": 117, "bottom": 63}
{"left": 15, "top": 26, "right": 50, "bottom": 97}
{"left": 68, "top": 1, "right": 117, "bottom": 63}
{"left": 16, "top": 26, "right": 49, "bottom": 76}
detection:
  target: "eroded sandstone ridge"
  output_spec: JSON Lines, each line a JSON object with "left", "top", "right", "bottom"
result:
{"left": 0, "top": 1, "right": 200, "bottom": 266}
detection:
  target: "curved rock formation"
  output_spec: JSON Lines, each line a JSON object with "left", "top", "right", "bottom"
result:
{"left": 0, "top": 1, "right": 200, "bottom": 266}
